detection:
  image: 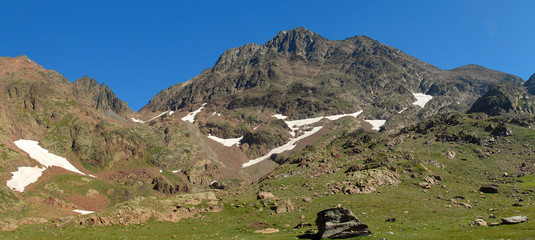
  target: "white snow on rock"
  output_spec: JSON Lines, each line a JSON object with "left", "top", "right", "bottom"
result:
{"left": 285, "top": 117, "right": 324, "bottom": 134}
{"left": 398, "top": 108, "right": 408, "bottom": 113}
{"left": 131, "top": 118, "right": 144, "bottom": 123}
{"left": 6, "top": 166, "right": 46, "bottom": 192}
{"left": 272, "top": 114, "right": 288, "bottom": 120}
{"left": 412, "top": 93, "right": 433, "bottom": 108}
{"left": 212, "top": 112, "right": 221, "bottom": 117}
{"left": 181, "top": 103, "right": 207, "bottom": 123}
{"left": 324, "top": 111, "right": 363, "bottom": 121}
{"left": 364, "top": 120, "right": 387, "bottom": 131}
{"left": 242, "top": 126, "right": 323, "bottom": 168}
{"left": 14, "top": 140, "right": 86, "bottom": 176}
{"left": 207, "top": 135, "right": 243, "bottom": 147}
{"left": 73, "top": 210, "right": 94, "bottom": 215}
{"left": 132, "top": 111, "right": 171, "bottom": 123}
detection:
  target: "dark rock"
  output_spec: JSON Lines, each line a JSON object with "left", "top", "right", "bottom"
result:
{"left": 386, "top": 217, "right": 396, "bottom": 222}
{"left": 501, "top": 215, "right": 529, "bottom": 224}
{"left": 294, "top": 222, "right": 314, "bottom": 229}
{"left": 210, "top": 181, "right": 227, "bottom": 190}
{"left": 152, "top": 177, "right": 189, "bottom": 194}
{"left": 479, "top": 184, "right": 499, "bottom": 193}
{"left": 315, "top": 207, "right": 370, "bottom": 239}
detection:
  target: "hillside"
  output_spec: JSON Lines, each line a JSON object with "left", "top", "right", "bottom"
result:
{"left": 0, "top": 27, "right": 534, "bottom": 239}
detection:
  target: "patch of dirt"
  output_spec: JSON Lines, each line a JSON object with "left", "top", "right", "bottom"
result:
{"left": 66, "top": 191, "right": 110, "bottom": 211}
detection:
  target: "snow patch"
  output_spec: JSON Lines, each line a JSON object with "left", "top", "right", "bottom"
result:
{"left": 412, "top": 93, "right": 433, "bottom": 108}
{"left": 6, "top": 166, "right": 46, "bottom": 192}
{"left": 398, "top": 108, "right": 408, "bottom": 113}
{"left": 207, "top": 135, "right": 243, "bottom": 147}
{"left": 364, "top": 120, "right": 387, "bottom": 131}
{"left": 181, "top": 103, "right": 207, "bottom": 123}
{"left": 242, "top": 126, "right": 323, "bottom": 168}
{"left": 212, "top": 112, "right": 221, "bottom": 117}
{"left": 131, "top": 111, "right": 170, "bottom": 123}
{"left": 172, "top": 169, "right": 181, "bottom": 173}
{"left": 14, "top": 140, "right": 86, "bottom": 176}
{"left": 324, "top": 111, "right": 363, "bottom": 121}
{"left": 130, "top": 118, "right": 144, "bottom": 123}
{"left": 73, "top": 210, "right": 94, "bottom": 215}
{"left": 272, "top": 114, "right": 288, "bottom": 120}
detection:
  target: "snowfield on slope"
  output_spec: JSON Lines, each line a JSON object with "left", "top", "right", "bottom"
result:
{"left": 6, "top": 166, "right": 46, "bottom": 192}
{"left": 7, "top": 140, "right": 89, "bottom": 192}
{"left": 181, "top": 103, "right": 207, "bottom": 123}
{"left": 412, "top": 93, "right": 433, "bottom": 108}
{"left": 14, "top": 140, "right": 86, "bottom": 175}
{"left": 364, "top": 120, "right": 387, "bottom": 131}
{"left": 131, "top": 111, "right": 171, "bottom": 123}
{"left": 73, "top": 210, "right": 94, "bottom": 215}
{"left": 207, "top": 135, "right": 243, "bottom": 147}
{"left": 242, "top": 126, "right": 323, "bottom": 168}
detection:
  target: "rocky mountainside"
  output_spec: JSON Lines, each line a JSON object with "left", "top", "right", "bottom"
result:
{"left": 142, "top": 28, "right": 523, "bottom": 132}
{"left": 73, "top": 76, "right": 133, "bottom": 120}
{"left": 1, "top": 28, "right": 535, "bottom": 238}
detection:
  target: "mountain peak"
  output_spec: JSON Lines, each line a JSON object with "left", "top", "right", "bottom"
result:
{"left": 264, "top": 27, "right": 326, "bottom": 54}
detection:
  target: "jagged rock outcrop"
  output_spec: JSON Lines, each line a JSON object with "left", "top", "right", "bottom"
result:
{"left": 468, "top": 82, "right": 535, "bottom": 116}
{"left": 74, "top": 76, "right": 133, "bottom": 119}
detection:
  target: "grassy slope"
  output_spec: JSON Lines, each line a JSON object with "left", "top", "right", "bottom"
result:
{"left": 1, "top": 114, "right": 534, "bottom": 239}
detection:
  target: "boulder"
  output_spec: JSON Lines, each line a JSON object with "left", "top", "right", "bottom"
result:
{"left": 471, "top": 219, "right": 487, "bottom": 226}
{"left": 501, "top": 215, "right": 529, "bottom": 224}
{"left": 315, "top": 207, "right": 370, "bottom": 239}
{"left": 257, "top": 192, "right": 276, "bottom": 200}
{"left": 479, "top": 184, "right": 499, "bottom": 193}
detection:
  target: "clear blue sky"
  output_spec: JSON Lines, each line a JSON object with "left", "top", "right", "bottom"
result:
{"left": 1, "top": 0, "right": 534, "bottom": 111}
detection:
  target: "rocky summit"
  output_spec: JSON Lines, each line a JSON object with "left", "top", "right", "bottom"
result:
{"left": 0, "top": 28, "right": 534, "bottom": 239}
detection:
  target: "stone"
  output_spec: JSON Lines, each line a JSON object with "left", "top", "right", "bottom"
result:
{"left": 479, "top": 184, "right": 499, "bottom": 193}
{"left": 274, "top": 200, "right": 295, "bottom": 214}
{"left": 315, "top": 207, "right": 370, "bottom": 239}
{"left": 254, "top": 228, "right": 279, "bottom": 234}
{"left": 501, "top": 215, "right": 529, "bottom": 224}
{"left": 472, "top": 219, "right": 487, "bottom": 226}
{"left": 257, "top": 192, "right": 276, "bottom": 200}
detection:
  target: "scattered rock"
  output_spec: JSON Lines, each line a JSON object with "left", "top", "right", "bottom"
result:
{"left": 257, "top": 192, "right": 276, "bottom": 200}
{"left": 479, "top": 184, "right": 499, "bottom": 193}
{"left": 254, "top": 228, "right": 279, "bottom": 234}
{"left": 471, "top": 219, "right": 487, "bottom": 226}
{"left": 489, "top": 222, "right": 500, "bottom": 227}
{"left": 386, "top": 231, "right": 394, "bottom": 235}
{"left": 445, "top": 150, "right": 456, "bottom": 160}
{"left": 315, "top": 207, "right": 370, "bottom": 239}
{"left": 501, "top": 215, "right": 529, "bottom": 224}
{"left": 512, "top": 203, "right": 523, "bottom": 207}
{"left": 386, "top": 217, "right": 396, "bottom": 222}
{"left": 274, "top": 200, "right": 295, "bottom": 214}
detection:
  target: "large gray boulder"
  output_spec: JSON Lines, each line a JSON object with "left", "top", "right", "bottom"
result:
{"left": 501, "top": 215, "right": 529, "bottom": 224}
{"left": 315, "top": 207, "right": 370, "bottom": 239}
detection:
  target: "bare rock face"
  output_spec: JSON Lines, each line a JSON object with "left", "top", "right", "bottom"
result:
{"left": 315, "top": 207, "right": 370, "bottom": 239}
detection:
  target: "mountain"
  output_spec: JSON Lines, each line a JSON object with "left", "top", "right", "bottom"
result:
{"left": 142, "top": 28, "right": 522, "bottom": 130}
{"left": 1, "top": 29, "right": 535, "bottom": 238}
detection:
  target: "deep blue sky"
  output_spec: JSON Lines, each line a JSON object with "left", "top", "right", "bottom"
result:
{"left": 1, "top": 0, "right": 534, "bottom": 111}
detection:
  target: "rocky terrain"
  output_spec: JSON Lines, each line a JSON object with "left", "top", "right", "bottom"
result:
{"left": 0, "top": 28, "right": 534, "bottom": 239}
